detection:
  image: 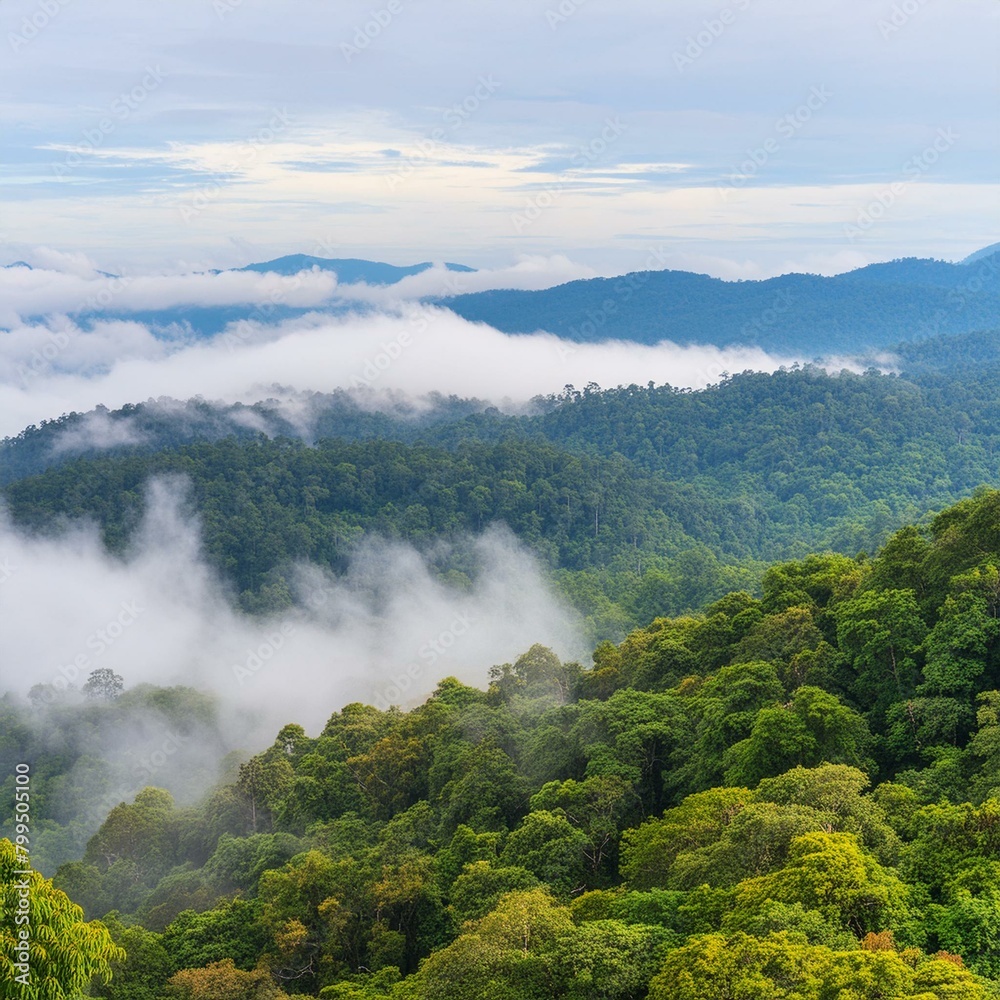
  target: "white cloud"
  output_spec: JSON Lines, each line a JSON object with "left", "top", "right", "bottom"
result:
{"left": 333, "top": 255, "right": 599, "bottom": 301}
{"left": 0, "top": 304, "right": 813, "bottom": 438}
{"left": 0, "top": 265, "right": 339, "bottom": 324}
{"left": 50, "top": 407, "right": 150, "bottom": 456}
{"left": 0, "top": 478, "right": 584, "bottom": 734}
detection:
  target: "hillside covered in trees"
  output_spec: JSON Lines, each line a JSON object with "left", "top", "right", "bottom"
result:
{"left": 5, "top": 490, "right": 1000, "bottom": 996}
{"left": 440, "top": 254, "right": 1000, "bottom": 353}
{"left": 4, "top": 362, "right": 1000, "bottom": 634}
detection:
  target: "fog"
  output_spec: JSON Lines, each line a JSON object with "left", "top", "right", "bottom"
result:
{"left": 0, "top": 473, "right": 586, "bottom": 869}
{"left": 1, "top": 305, "right": 810, "bottom": 439}
{"left": 0, "top": 478, "right": 584, "bottom": 733}
{"left": 0, "top": 252, "right": 600, "bottom": 324}
{"left": 0, "top": 257, "right": 809, "bottom": 848}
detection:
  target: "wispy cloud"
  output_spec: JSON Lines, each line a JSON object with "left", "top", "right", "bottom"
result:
{"left": 0, "top": 479, "right": 584, "bottom": 733}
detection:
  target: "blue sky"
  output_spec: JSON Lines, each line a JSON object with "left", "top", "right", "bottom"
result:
{"left": 1, "top": 0, "right": 997, "bottom": 276}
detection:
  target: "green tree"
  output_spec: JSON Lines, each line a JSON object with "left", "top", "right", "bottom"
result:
{"left": 166, "top": 959, "right": 289, "bottom": 999}
{"left": 91, "top": 912, "right": 172, "bottom": 1000}
{"left": 920, "top": 594, "right": 999, "bottom": 698}
{"left": 499, "top": 811, "right": 589, "bottom": 894}
{"left": 83, "top": 669, "right": 125, "bottom": 702}
{"left": 835, "top": 589, "right": 927, "bottom": 718}
{"left": 731, "top": 831, "right": 912, "bottom": 939}
{"left": 0, "top": 838, "right": 125, "bottom": 999}
{"left": 402, "top": 889, "right": 573, "bottom": 1000}
{"left": 620, "top": 786, "right": 751, "bottom": 890}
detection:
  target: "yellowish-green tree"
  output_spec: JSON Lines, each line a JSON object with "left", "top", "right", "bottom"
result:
{"left": 0, "top": 838, "right": 124, "bottom": 1000}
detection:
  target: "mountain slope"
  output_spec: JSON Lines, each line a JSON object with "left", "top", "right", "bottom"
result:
{"left": 5, "top": 364, "right": 1000, "bottom": 628}
{"left": 239, "top": 255, "right": 475, "bottom": 284}
{"left": 440, "top": 256, "right": 1000, "bottom": 353}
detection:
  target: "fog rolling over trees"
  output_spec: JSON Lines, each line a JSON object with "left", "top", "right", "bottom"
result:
{"left": 5, "top": 490, "right": 1000, "bottom": 996}
{"left": 0, "top": 474, "right": 583, "bottom": 719}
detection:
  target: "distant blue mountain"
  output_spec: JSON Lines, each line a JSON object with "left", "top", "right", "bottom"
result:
{"left": 439, "top": 254, "right": 1000, "bottom": 354}
{"left": 239, "top": 255, "right": 475, "bottom": 285}
{"left": 962, "top": 243, "right": 1000, "bottom": 265}
{"left": 9, "top": 248, "right": 1000, "bottom": 355}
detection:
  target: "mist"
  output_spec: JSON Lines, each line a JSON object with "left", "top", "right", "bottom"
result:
{"left": 0, "top": 305, "right": 813, "bottom": 439}
{"left": 0, "top": 478, "right": 584, "bottom": 731}
{"left": 0, "top": 475, "right": 585, "bottom": 865}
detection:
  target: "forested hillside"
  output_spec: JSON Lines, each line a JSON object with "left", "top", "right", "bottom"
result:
{"left": 6, "top": 490, "right": 1000, "bottom": 997}
{"left": 4, "top": 364, "right": 1000, "bottom": 632}
{"left": 441, "top": 254, "right": 1000, "bottom": 352}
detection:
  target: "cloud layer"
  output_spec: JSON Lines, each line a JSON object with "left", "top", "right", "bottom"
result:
{"left": 0, "top": 303, "right": 808, "bottom": 439}
{"left": 0, "top": 479, "right": 584, "bottom": 735}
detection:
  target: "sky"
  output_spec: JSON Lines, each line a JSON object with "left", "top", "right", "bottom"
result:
{"left": 2, "top": 0, "right": 998, "bottom": 278}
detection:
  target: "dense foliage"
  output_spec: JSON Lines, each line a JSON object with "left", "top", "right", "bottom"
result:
{"left": 5, "top": 365, "right": 1000, "bottom": 632}
{"left": 5, "top": 490, "right": 1000, "bottom": 995}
